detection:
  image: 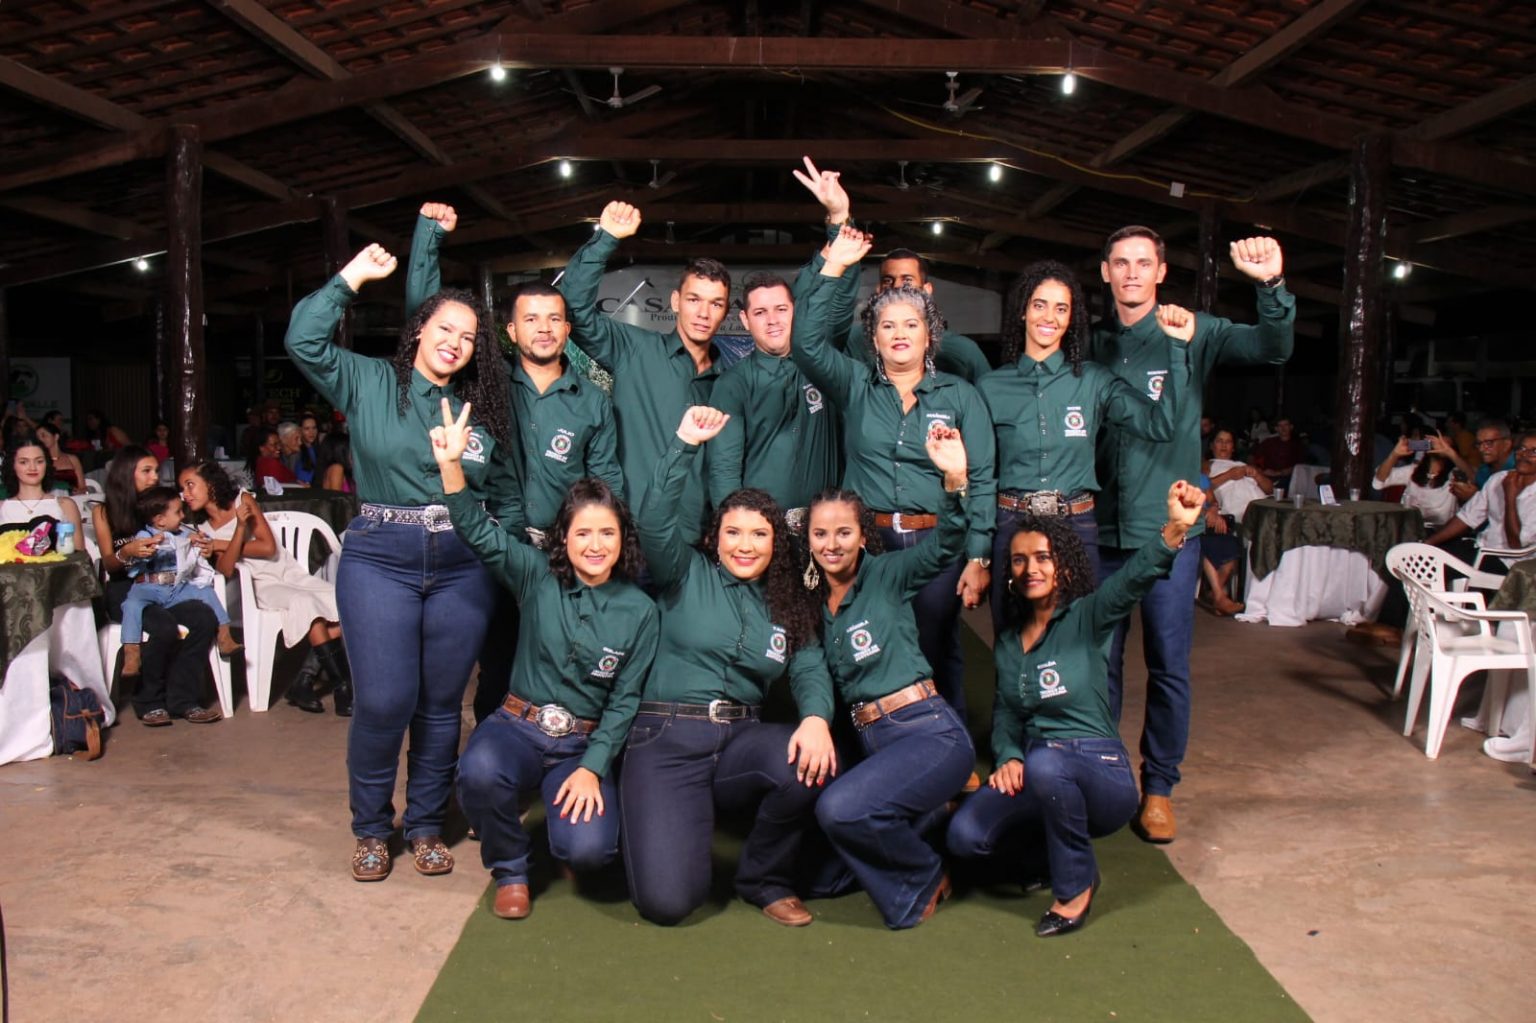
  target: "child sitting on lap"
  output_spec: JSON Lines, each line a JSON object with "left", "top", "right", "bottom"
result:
{"left": 120, "top": 486, "right": 241, "bottom": 675}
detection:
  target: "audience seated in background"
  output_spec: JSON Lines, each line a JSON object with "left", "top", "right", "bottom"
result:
{"left": 1197, "top": 437, "right": 1248, "bottom": 617}
{"left": 34, "top": 422, "right": 86, "bottom": 495}
{"left": 80, "top": 409, "right": 132, "bottom": 452}
{"left": 315, "top": 432, "right": 353, "bottom": 493}
{"left": 1204, "top": 428, "right": 1273, "bottom": 525}
{"left": 145, "top": 419, "right": 172, "bottom": 464}
{"left": 1371, "top": 436, "right": 1463, "bottom": 530}
{"left": 248, "top": 427, "right": 299, "bottom": 486}
{"left": 1424, "top": 428, "right": 1536, "bottom": 572}
{"left": 1253, "top": 416, "right": 1306, "bottom": 483}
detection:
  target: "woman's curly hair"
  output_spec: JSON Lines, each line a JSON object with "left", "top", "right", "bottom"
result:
{"left": 180, "top": 460, "right": 241, "bottom": 520}
{"left": 804, "top": 487, "right": 885, "bottom": 603}
{"left": 546, "top": 478, "right": 644, "bottom": 588}
{"left": 1000, "top": 513, "right": 1097, "bottom": 629}
{"left": 2, "top": 435, "right": 55, "bottom": 497}
{"left": 394, "top": 288, "right": 511, "bottom": 445}
{"left": 860, "top": 285, "right": 945, "bottom": 377}
{"left": 1000, "top": 260, "right": 1088, "bottom": 374}
{"left": 700, "top": 487, "right": 819, "bottom": 655}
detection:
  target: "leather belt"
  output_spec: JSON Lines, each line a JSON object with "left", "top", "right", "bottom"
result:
{"left": 637, "top": 699, "right": 760, "bottom": 724}
{"left": 359, "top": 502, "right": 453, "bottom": 532}
{"left": 998, "top": 490, "right": 1095, "bottom": 517}
{"left": 873, "top": 511, "right": 938, "bottom": 532}
{"left": 502, "top": 693, "right": 597, "bottom": 737}
{"left": 134, "top": 570, "right": 179, "bottom": 586}
{"left": 851, "top": 680, "right": 938, "bottom": 728}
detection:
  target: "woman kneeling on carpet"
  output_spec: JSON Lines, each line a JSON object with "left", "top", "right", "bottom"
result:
{"left": 622, "top": 406, "right": 836, "bottom": 928}
{"left": 947, "top": 478, "right": 1203, "bottom": 936}
{"left": 805, "top": 424, "right": 976, "bottom": 929}
{"left": 429, "top": 400, "right": 658, "bottom": 921}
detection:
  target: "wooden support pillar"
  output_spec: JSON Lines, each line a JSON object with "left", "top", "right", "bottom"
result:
{"left": 322, "top": 197, "right": 352, "bottom": 349}
{"left": 1331, "top": 134, "right": 1391, "bottom": 494}
{"left": 477, "top": 263, "right": 496, "bottom": 324}
{"left": 164, "top": 124, "right": 206, "bottom": 469}
{"left": 1195, "top": 203, "right": 1220, "bottom": 313}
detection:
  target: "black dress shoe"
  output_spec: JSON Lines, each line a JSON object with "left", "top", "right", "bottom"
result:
{"left": 1035, "top": 875, "right": 1100, "bottom": 938}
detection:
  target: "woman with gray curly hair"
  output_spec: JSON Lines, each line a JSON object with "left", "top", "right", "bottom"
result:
{"left": 787, "top": 223, "right": 995, "bottom": 746}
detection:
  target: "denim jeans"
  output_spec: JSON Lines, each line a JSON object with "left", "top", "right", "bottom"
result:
{"left": 471, "top": 589, "right": 520, "bottom": 724}
{"left": 815, "top": 696, "right": 974, "bottom": 929}
{"left": 120, "top": 581, "right": 227, "bottom": 642}
{"left": 619, "top": 711, "right": 819, "bottom": 925}
{"left": 947, "top": 736, "right": 1138, "bottom": 901}
{"left": 990, "top": 506, "right": 1101, "bottom": 633}
{"left": 455, "top": 707, "right": 619, "bottom": 886}
{"left": 1099, "top": 538, "right": 1201, "bottom": 796}
{"left": 877, "top": 525, "right": 968, "bottom": 724}
{"left": 336, "top": 515, "right": 496, "bottom": 841}
{"left": 106, "top": 575, "right": 218, "bottom": 718}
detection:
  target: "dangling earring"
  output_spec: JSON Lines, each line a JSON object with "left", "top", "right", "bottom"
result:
{"left": 803, "top": 559, "right": 821, "bottom": 590}
{"left": 923, "top": 345, "right": 936, "bottom": 376}
{"left": 1006, "top": 575, "right": 1015, "bottom": 593}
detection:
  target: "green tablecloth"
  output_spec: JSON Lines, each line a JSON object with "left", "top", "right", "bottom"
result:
{"left": 1489, "top": 558, "right": 1536, "bottom": 613}
{"left": 257, "top": 489, "right": 359, "bottom": 536}
{"left": 0, "top": 553, "right": 102, "bottom": 678}
{"left": 1243, "top": 499, "right": 1424, "bottom": 581}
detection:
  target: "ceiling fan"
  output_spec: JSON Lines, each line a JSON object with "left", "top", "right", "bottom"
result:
{"left": 942, "top": 71, "right": 983, "bottom": 116}
{"left": 606, "top": 67, "right": 661, "bottom": 109}
{"left": 648, "top": 159, "right": 677, "bottom": 190}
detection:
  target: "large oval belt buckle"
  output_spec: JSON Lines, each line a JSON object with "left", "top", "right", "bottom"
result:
{"left": 535, "top": 704, "right": 576, "bottom": 737}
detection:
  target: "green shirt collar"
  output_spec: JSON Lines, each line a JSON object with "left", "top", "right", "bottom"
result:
{"left": 1015, "top": 349, "right": 1067, "bottom": 375}
{"left": 410, "top": 368, "right": 456, "bottom": 398}
{"left": 512, "top": 358, "right": 580, "bottom": 395}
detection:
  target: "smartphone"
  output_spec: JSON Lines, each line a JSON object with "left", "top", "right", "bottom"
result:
{"left": 1408, "top": 439, "right": 1431, "bottom": 453}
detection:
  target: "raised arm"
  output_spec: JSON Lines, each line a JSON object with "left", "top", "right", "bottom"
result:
{"left": 788, "top": 226, "right": 874, "bottom": 408}
{"left": 557, "top": 202, "right": 643, "bottom": 372}
{"left": 432, "top": 398, "right": 543, "bottom": 597}
{"left": 586, "top": 396, "right": 626, "bottom": 503}
{"left": 881, "top": 427, "right": 971, "bottom": 597}
{"left": 1209, "top": 237, "right": 1295, "bottom": 367}
{"left": 636, "top": 407, "right": 729, "bottom": 591}
{"left": 209, "top": 493, "right": 277, "bottom": 578}
{"left": 1096, "top": 304, "right": 1192, "bottom": 443}
{"left": 1083, "top": 480, "right": 1202, "bottom": 638}
{"left": 403, "top": 202, "right": 456, "bottom": 318}
{"left": 285, "top": 244, "right": 397, "bottom": 410}
{"left": 706, "top": 370, "right": 750, "bottom": 508}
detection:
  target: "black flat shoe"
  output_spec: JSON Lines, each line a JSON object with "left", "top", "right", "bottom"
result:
{"left": 1035, "top": 875, "right": 1100, "bottom": 938}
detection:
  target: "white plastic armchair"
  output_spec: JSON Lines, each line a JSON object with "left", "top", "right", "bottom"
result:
{"left": 1400, "top": 578, "right": 1536, "bottom": 759}
{"left": 238, "top": 510, "right": 341, "bottom": 712}
{"left": 1472, "top": 543, "right": 1536, "bottom": 573}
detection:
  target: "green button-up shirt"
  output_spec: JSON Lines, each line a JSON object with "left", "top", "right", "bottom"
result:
{"left": 561, "top": 229, "right": 719, "bottom": 541}
{"left": 992, "top": 535, "right": 1179, "bottom": 758}
{"left": 637, "top": 442, "right": 834, "bottom": 720}
{"left": 821, "top": 490, "right": 967, "bottom": 705}
{"left": 285, "top": 276, "right": 520, "bottom": 520}
{"left": 978, "top": 346, "right": 1186, "bottom": 497}
{"left": 443, "top": 488, "right": 657, "bottom": 776}
{"left": 789, "top": 273, "right": 997, "bottom": 559}
{"left": 510, "top": 362, "right": 624, "bottom": 530}
{"left": 1092, "top": 286, "right": 1295, "bottom": 548}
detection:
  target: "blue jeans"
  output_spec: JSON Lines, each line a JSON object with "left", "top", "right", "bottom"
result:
{"left": 619, "top": 712, "right": 819, "bottom": 925}
{"left": 815, "top": 696, "right": 974, "bottom": 929}
{"left": 336, "top": 515, "right": 496, "bottom": 841}
{"left": 877, "top": 525, "right": 968, "bottom": 725}
{"left": 455, "top": 708, "right": 619, "bottom": 886}
{"left": 990, "top": 506, "right": 1100, "bottom": 633}
{"left": 120, "top": 582, "right": 227, "bottom": 642}
{"left": 1099, "top": 538, "right": 1201, "bottom": 796}
{"left": 947, "top": 737, "right": 1138, "bottom": 901}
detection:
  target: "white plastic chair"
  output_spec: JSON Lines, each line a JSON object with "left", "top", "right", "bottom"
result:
{"left": 1400, "top": 578, "right": 1536, "bottom": 759}
{"left": 98, "top": 575, "right": 236, "bottom": 719}
{"left": 1473, "top": 543, "right": 1536, "bottom": 573}
{"left": 239, "top": 510, "right": 341, "bottom": 712}
{"left": 84, "top": 476, "right": 105, "bottom": 500}
{"left": 1385, "top": 542, "right": 1508, "bottom": 698}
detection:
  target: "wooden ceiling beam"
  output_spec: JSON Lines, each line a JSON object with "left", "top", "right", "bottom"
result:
{"left": 0, "top": 196, "right": 152, "bottom": 241}
{"left": 1399, "top": 206, "right": 1536, "bottom": 246}
{"left": 1408, "top": 74, "right": 1536, "bottom": 142}
{"left": 1249, "top": 157, "right": 1352, "bottom": 202}
{"left": 853, "top": 0, "right": 1045, "bottom": 39}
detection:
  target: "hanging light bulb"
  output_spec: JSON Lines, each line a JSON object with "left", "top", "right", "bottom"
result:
{"left": 558, "top": 160, "right": 573, "bottom": 179}
{"left": 1062, "top": 71, "right": 1077, "bottom": 95}
{"left": 489, "top": 63, "right": 508, "bottom": 83}
{"left": 931, "top": 221, "right": 944, "bottom": 236}
{"left": 1392, "top": 261, "right": 1412, "bottom": 280}
{"left": 988, "top": 162, "right": 1003, "bottom": 183}
{"left": 133, "top": 257, "right": 150, "bottom": 272}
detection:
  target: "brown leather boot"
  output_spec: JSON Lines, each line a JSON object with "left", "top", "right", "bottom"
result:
{"left": 121, "top": 642, "right": 142, "bottom": 676}
{"left": 215, "top": 624, "right": 243, "bottom": 657}
{"left": 1133, "top": 794, "right": 1177, "bottom": 844}
{"left": 494, "top": 883, "right": 531, "bottom": 919}
{"left": 761, "top": 896, "right": 813, "bottom": 927}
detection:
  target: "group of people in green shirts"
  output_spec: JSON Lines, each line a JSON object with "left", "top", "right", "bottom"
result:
{"left": 283, "top": 156, "right": 1293, "bottom": 937}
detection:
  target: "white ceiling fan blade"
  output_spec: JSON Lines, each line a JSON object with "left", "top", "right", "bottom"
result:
{"left": 623, "top": 84, "right": 662, "bottom": 106}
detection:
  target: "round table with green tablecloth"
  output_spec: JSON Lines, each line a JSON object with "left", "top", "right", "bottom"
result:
{"left": 1238, "top": 499, "right": 1425, "bottom": 626}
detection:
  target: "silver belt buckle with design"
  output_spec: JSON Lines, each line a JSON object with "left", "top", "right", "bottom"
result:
{"left": 535, "top": 703, "right": 576, "bottom": 737}
{"left": 707, "top": 698, "right": 733, "bottom": 724}
{"left": 1027, "top": 491, "right": 1064, "bottom": 516}
{"left": 424, "top": 505, "right": 453, "bottom": 532}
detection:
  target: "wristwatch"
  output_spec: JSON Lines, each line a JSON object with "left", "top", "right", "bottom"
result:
{"left": 1259, "top": 274, "right": 1285, "bottom": 290}
{"left": 970, "top": 557, "right": 991, "bottom": 569}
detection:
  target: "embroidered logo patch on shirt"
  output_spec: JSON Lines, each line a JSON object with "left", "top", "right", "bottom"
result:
{"left": 924, "top": 411, "right": 954, "bottom": 439}
{"left": 1063, "top": 406, "right": 1088, "bottom": 438}
{"left": 1037, "top": 661, "right": 1067, "bottom": 699}
{"left": 848, "top": 620, "right": 882, "bottom": 662}
{"left": 765, "top": 626, "right": 788, "bottom": 664}
{"left": 545, "top": 429, "right": 574, "bottom": 463}
{"left": 1145, "top": 371, "right": 1168, "bottom": 402}
{"left": 592, "top": 647, "right": 626, "bottom": 680}
{"left": 804, "top": 384, "right": 824, "bottom": 415}
{"left": 463, "top": 429, "right": 488, "bottom": 464}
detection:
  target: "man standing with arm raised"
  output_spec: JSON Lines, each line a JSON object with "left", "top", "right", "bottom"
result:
{"left": 559, "top": 202, "right": 729, "bottom": 544}
{"left": 1092, "top": 226, "right": 1294, "bottom": 843}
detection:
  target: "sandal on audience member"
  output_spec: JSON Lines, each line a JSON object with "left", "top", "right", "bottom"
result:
{"left": 140, "top": 708, "right": 172, "bottom": 728}
{"left": 410, "top": 835, "right": 454, "bottom": 876}
{"left": 352, "top": 837, "right": 391, "bottom": 882}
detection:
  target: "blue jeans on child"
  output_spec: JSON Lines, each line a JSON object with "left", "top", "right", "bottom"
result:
{"left": 947, "top": 736, "right": 1138, "bottom": 901}
{"left": 120, "top": 582, "right": 227, "bottom": 643}
{"left": 456, "top": 706, "right": 620, "bottom": 887}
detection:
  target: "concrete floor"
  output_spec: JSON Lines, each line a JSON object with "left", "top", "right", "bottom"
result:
{"left": 3, "top": 614, "right": 1532, "bottom": 1023}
